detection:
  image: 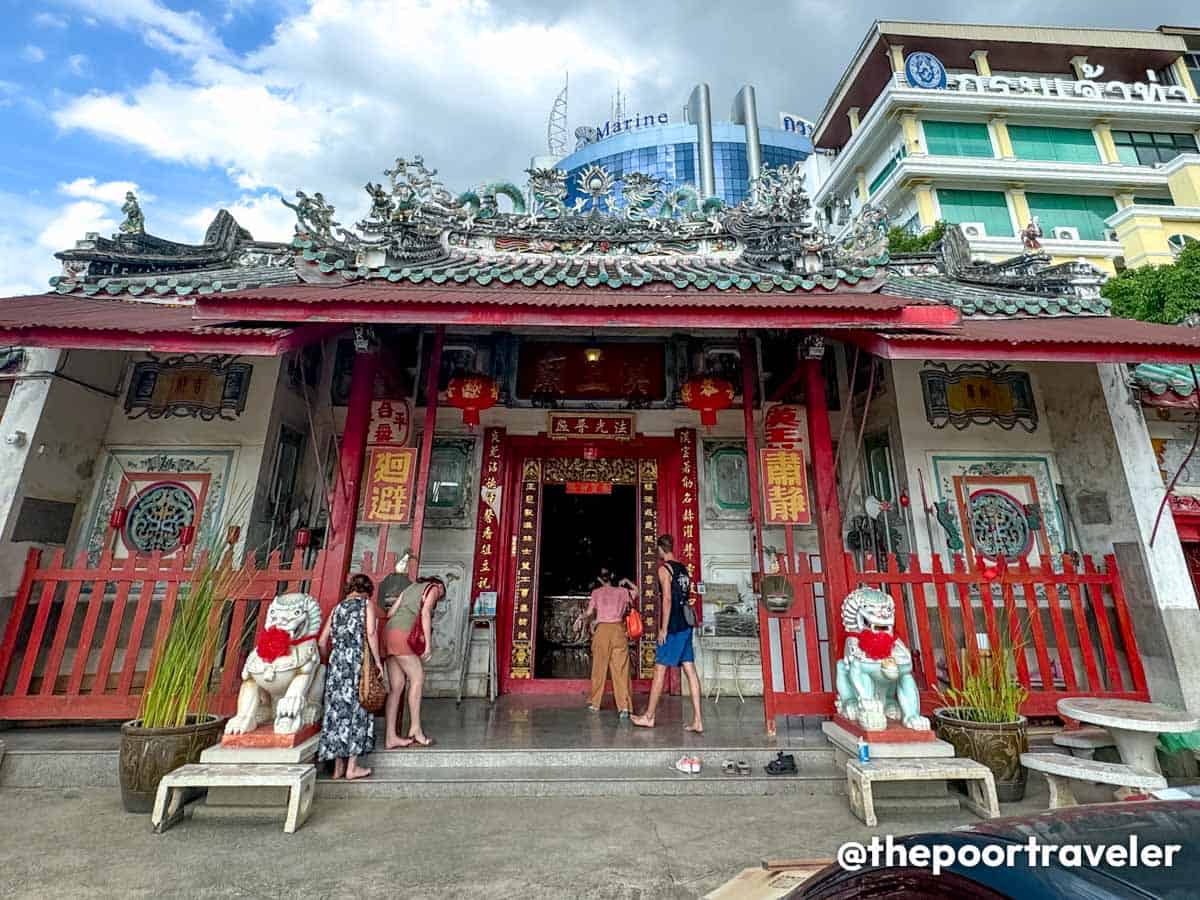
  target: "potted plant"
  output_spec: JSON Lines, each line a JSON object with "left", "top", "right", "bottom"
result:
{"left": 932, "top": 642, "right": 1030, "bottom": 802}
{"left": 118, "top": 542, "right": 250, "bottom": 813}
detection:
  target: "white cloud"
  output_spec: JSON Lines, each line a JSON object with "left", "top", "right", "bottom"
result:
{"left": 58, "top": 177, "right": 147, "bottom": 204}
{"left": 57, "top": 0, "right": 225, "bottom": 59}
{"left": 52, "top": 0, "right": 662, "bottom": 224}
{"left": 66, "top": 54, "right": 89, "bottom": 76}
{"left": 182, "top": 192, "right": 295, "bottom": 244}
{"left": 21, "top": 45, "right": 46, "bottom": 64}
{"left": 0, "top": 193, "right": 117, "bottom": 298}
{"left": 33, "top": 12, "right": 69, "bottom": 29}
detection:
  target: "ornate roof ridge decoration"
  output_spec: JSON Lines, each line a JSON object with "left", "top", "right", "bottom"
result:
{"left": 283, "top": 154, "right": 892, "bottom": 290}
{"left": 938, "top": 224, "right": 1107, "bottom": 301}
{"left": 51, "top": 204, "right": 294, "bottom": 296}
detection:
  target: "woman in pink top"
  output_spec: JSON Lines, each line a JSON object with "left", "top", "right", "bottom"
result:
{"left": 578, "top": 568, "right": 636, "bottom": 716}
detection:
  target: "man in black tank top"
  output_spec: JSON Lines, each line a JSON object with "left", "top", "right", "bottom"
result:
{"left": 631, "top": 534, "right": 704, "bottom": 733}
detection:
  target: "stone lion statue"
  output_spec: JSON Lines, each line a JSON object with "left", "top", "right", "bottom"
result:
{"left": 225, "top": 593, "right": 325, "bottom": 736}
{"left": 834, "top": 587, "right": 930, "bottom": 732}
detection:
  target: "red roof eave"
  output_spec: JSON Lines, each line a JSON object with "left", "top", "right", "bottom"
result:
{"left": 846, "top": 317, "right": 1200, "bottom": 364}
{"left": 190, "top": 283, "right": 960, "bottom": 331}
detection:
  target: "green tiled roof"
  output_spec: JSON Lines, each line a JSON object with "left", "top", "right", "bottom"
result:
{"left": 883, "top": 274, "right": 1111, "bottom": 317}
{"left": 1132, "top": 363, "right": 1200, "bottom": 397}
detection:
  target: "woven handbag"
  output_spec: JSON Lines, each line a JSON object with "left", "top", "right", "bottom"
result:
{"left": 357, "top": 601, "right": 387, "bottom": 714}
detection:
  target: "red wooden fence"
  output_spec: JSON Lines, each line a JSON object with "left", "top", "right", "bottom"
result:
{"left": 759, "top": 552, "right": 1148, "bottom": 726}
{"left": 0, "top": 546, "right": 408, "bottom": 721}
{"left": 0, "top": 546, "right": 1149, "bottom": 723}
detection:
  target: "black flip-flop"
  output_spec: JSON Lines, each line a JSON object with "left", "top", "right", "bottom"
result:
{"left": 721, "top": 759, "right": 738, "bottom": 776}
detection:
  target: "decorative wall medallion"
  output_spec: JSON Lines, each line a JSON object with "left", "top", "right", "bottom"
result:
{"left": 125, "top": 354, "right": 251, "bottom": 420}
{"left": 967, "top": 489, "right": 1033, "bottom": 560}
{"left": 82, "top": 449, "right": 234, "bottom": 563}
{"left": 920, "top": 362, "right": 1037, "bottom": 432}
{"left": 124, "top": 481, "right": 199, "bottom": 554}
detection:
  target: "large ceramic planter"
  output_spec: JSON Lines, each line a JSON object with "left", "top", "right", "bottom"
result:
{"left": 932, "top": 706, "right": 1029, "bottom": 802}
{"left": 119, "top": 715, "right": 225, "bottom": 813}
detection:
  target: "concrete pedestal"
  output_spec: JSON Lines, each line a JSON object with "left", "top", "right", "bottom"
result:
{"left": 201, "top": 735, "right": 319, "bottom": 807}
{"left": 823, "top": 720, "right": 957, "bottom": 803}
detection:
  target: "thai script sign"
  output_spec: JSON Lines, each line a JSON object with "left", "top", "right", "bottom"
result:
{"left": 779, "top": 112, "right": 816, "bottom": 137}
{"left": 761, "top": 448, "right": 812, "bottom": 526}
{"left": 946, "top": 69, "right": 1195, "bottom": 104}
{"left": 363, "top": 447, "right": 417, "bottom": 524}
{"left": 548, "top": 412, "right": 635, "bottom": 440}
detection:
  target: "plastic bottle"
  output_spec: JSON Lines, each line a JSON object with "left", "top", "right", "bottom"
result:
{"left": 857, "top": 737, "right": 870, "bottom": 763}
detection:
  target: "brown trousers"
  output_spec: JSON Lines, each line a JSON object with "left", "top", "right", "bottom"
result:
{"left": 589, "top": 622, "right": 632, "bottom": 711}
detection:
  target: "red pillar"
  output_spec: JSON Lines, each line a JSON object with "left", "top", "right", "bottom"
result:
{"left": 741, "top": 337, "right": 776, "bottom": 734}
{"left": 803, "top": 357, "right": 850, "bottom": 662}
{"left": 407, "top": 326, "right": 444, "bottom": 579}
{"left": 318, "top": 348, "right": 378, "bottom": 611}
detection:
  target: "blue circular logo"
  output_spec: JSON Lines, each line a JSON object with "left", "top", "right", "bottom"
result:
{"left": 905, "top": 52, "right": 947, "bottom": 90}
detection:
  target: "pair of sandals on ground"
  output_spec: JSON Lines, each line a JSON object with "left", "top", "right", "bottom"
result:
{"left": 671, "top": 751, "right": 798, "bottom": 777}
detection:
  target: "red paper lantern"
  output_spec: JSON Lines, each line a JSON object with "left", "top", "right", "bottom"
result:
{"left": 681, "top": 376, "right": 735, "bottom": 429}
{"left": 109, "top": 505, "right": 128, "bottom": 530}
{"left": 294, "top": 527, "right": 311, "bottom": 549}
{"left": 446, "top": 374, "right": 499, "bottom": 428}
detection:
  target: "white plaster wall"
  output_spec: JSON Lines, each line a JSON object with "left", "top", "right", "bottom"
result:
{"left": 888, "top": 358, "right": 1062, "bottom": 561}
{"left": 0, "top": 349, "right": 124, "bottom": 594}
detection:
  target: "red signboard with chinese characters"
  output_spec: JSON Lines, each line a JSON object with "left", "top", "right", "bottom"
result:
{"left": 676, "top": 428, "right": 702, "bottom": 608}
{"left": 764, "top": 404, "right": 808, "bottom": 452}
{"left": 565, "top": 481, "right": 613, "bottom": 495}
{"left": 516, "top": 341, "right": 666, "bottom": 401}
{"left": 548, "top": 412, "right": 635, "bottom": 440}
{"left": 368, "top": 398, "right": 413, "bottom": 447}
{"left": 761, "top": 448, "right": 812, "bottom": 526}
{"left": 363, "top": 447, "right": 417, "bottom": 524}
{"left": 470, "top": 428, "right": 505, "bottom": 615}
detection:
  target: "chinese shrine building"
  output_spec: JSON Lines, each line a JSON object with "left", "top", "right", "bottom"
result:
{"left": 2, "top": 142, "right": 1200, "bottom": 731}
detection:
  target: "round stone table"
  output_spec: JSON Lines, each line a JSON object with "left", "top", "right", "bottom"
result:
{"left": 1057, "top": 698, "right": 1199, "bottom": 774}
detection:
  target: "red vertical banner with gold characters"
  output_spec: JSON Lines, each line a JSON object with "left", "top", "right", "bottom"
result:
{"left": 638, "top": 458, "right": 660, "bottom": 678}
{"left": 675, "top": 428, "right": 702, "bottom": 613}
{"left": 469, "top": 428, "right": 506, "bottom": 615}
{"left": 761, "top": 448, "right": 812, "bottom": 526}
{"left": 363, "top": 447, "right": 418, "bottom": 524}
{"left": 509, "top": 459, "right": 541, "bottom": 679}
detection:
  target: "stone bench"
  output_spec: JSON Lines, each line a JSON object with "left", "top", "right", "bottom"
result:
{"left": 846, "top": 757, "right": 1000, "bottom": 828}
{"left": 1020, "top": 752, "right": 1167, "bottom": 810}
{"left": 152, "top": 763, "right": 315, "bottom": 834}
{"left": 1052, "top": 727, "right": 1115, "bottom": 759}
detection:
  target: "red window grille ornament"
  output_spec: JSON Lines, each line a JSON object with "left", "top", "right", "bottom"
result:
{"left": 680, "top": 376, "right": 735, "bottom": 429}
{"left": 109, "top": 505, "right": 128, "bottom": 530}
{"left": 446, "top": 374, "right": 499, "bottom": 428}
{"left": 293, "top": 526, "right": 312, "bottom": 549}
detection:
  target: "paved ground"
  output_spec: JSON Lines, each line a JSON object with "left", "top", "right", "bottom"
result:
{"left": 0, "top": 787, "right": 1052, "bottom": 899}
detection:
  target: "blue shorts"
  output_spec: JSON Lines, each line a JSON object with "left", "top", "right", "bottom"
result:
{"left": 656, "top": 629, "right": 694, "bottom": 667}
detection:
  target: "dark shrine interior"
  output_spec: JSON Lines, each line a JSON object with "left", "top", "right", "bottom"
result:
{"left": 535, "top": 484, "right": 638, "bottom": 678}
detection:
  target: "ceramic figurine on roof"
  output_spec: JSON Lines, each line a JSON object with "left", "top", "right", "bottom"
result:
{"left": 119, "top": 191, "right": 145, "bottom": 235}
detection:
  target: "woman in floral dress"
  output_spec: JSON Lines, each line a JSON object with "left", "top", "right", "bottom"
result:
{"left": 318, "top": 573, "right": 385, "bottom": 780}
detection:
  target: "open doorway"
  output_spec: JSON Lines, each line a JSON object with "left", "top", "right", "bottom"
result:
{"left": 535, "top": 483, "right": 638, "bottom": 679}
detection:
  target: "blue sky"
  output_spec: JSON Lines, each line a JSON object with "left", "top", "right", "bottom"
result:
{"left": 0, "top": 0, "right": 1188, "bottom": 296}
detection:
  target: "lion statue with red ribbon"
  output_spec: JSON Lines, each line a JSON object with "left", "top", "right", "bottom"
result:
{"left": 225, "top": 593, "right": 325, "bottom": 736}
{"left": 834, "top": 587, "right": 930, "bottom": 732}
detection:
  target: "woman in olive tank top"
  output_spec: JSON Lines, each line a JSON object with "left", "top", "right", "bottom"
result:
{"left": 382, "top": 576, "right": 445, "bottom": 748}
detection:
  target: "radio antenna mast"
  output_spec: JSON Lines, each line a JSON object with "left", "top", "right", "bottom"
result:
{"left": 547, "top": 73, "right": 568, "bottom": 157}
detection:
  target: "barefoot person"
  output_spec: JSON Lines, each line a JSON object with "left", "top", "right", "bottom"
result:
{"left": 318, "top": 573, "right": 384, "bottom": 780}
{"left": 632, "top": 535, "right": 703, "bottom": 733}
{"left": 382, "top": 574, "right": 446, "bottom": 747}
{"left": 578, "top": 567, "right": 636, "bottom": 717}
